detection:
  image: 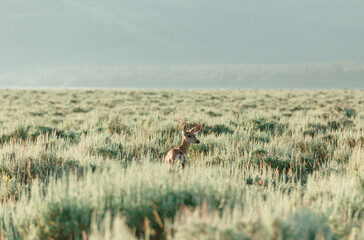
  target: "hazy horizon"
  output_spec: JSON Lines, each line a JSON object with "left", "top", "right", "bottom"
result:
{"left": 1, "top": 0, "right": 364, "bottom": 88}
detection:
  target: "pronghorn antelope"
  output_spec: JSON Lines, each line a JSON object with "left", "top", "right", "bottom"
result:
{"left": 164, "top": 124, "right": 202, "bottom": 169}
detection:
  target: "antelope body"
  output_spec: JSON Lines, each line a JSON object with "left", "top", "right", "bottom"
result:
{"left": 164, "top": 124, "right": 202, "bottom": 168}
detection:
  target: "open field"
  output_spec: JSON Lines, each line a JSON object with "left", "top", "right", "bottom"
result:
{"left": 0, "top": 89, "right": 363, "bottom": 239}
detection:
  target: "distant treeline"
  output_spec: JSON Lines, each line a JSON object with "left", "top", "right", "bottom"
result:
{"left": 1, "top": 62, "right": 363, "bottom": 89}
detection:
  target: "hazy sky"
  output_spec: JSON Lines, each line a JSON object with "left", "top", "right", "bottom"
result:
{"left": 1, "top": 0, "right": 364, "bottom": 88}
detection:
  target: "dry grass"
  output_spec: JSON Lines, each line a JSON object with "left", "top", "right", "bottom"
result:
{"left": 0, "top": 89, "right": 363, "bottom": 239}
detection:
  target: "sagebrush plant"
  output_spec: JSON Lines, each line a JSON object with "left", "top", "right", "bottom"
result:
{"left": 0, "top": 89, "right": 363, "bottom": 239}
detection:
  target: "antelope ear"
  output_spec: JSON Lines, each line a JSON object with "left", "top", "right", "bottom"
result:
{"left": 190, "top": 124, "right": 202, "bottom": 133}
{"left": 182, "top": 124, "right": 187, "bottom": 135}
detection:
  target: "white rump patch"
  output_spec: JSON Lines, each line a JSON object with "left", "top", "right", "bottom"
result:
{"left": 176, "top": 153, "right": 187, "bottom": 166}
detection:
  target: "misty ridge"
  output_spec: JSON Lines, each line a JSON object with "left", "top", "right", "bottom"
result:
{"left": 1, "top": 1, "right": 364, "bottom": 89}
{"left": 0, "top": 62, "right": 363, "bottom": 89}
{"left": 1, "top": 0, "right": 364, "bottom": 90}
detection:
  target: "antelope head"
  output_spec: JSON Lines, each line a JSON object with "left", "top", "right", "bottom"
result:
{"left": 182, "top": 124, "right": 202, "bottom": 144}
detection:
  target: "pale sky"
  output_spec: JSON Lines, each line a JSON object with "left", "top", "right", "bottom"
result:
{"left": 1, "top": 0, "right": 364, "bottom": 88}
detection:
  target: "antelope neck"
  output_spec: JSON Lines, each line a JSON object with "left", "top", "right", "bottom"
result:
{"left": 179, "top": 137, "right": 191, "bottom": 154}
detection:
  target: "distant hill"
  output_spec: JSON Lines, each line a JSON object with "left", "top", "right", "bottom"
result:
{"left": 1, "top": 0, "right": 364, "bottom": 70}
{"left": 0, "top": 63, "right": 363, "bottom": 89}
{"left": 1, "top": 1, "right": 364, "bottom": 88}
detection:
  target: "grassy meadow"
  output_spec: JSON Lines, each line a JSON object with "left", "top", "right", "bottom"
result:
{"left": 0, "top": 89, "right": 363, "bottom": 239}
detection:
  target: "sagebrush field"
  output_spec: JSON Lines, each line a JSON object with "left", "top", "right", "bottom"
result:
{"left": 0, "top": 89, "right": 363, "bottom": 240}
